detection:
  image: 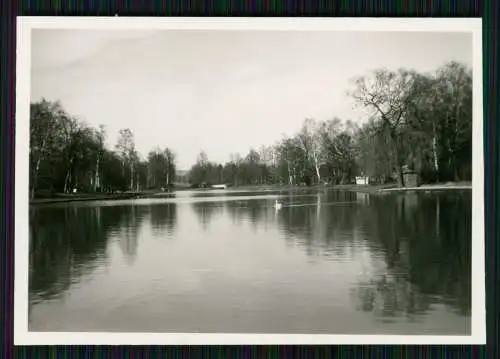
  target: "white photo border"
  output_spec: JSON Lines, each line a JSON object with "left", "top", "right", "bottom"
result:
{"left": 14, "top": 16, "right": 485, "bottom": 345}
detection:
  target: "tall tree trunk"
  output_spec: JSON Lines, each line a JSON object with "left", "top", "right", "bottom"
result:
{"left": 30, "top": 133, "right": 50, "bottom": 200}
{"left": 63, "top": 157, "right": 74, "bottom": 193}
{"left": 63, "top": 170, "right": 70, "bottom": 193}
{"left": 287, "top": 161, "right": 292, "bottom": 185}
{"left": 391, "top": 130, "right": 405, "bottom": 187}
{"left": 31, "top": 156, "right": 42, "bottom": 200}
{"left": 432, "top": 123, "right": 439, "bottom": 181}
{"left": 94, "top": 156, "right": 100, "bottom": 192}
{"left": 453, "top": 93, "right": 462, "bottom": 181}
{"left": 398, "top": 165, "right": 405, "bottom": 188}
{"left": 129, "top": 163, "right": 134, "bottom": 191}
{"left": 436, "top": 195, "right": 440, "bottom": 239}
{"left": 313, "top": 154, "right": 321, "bottom": 184}
{"left": 97, "top": 157, "right": 101, "bottom": 190}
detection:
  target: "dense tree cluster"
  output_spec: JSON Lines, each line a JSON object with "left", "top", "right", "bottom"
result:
{"left": 188, "top": 62, "right": 473, "bottom": 187}
{"left": 29, "top": 62, "right": 472, "bottom": 196}
{"left": 29, "top": 100, "right": 176, "bottom": 199}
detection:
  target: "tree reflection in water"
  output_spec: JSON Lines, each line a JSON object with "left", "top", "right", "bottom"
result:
{"left": 29, "top": 204, "right": 146, "bottom": 304}
{"left": 189, "top": 189, "right": 471, "bottom": 320}
{"left": 354, "top": 191, "right": 471, "bottom": 320}
{"left": 191, "top": 201, "right": 224, "bottom": 230}
{"left": 114, "top": 205, "right": 150, "bottom": 266}
{"left": 29, "top": 190, "right": 471, "bottom": 327}
{"left": 149, "top": 203, "right": 178, "bottom": 238}
{"left": 280, "top": 190, "right": 471, "bottom": 320}
{"left": 223, "top": 199, "right": 274, "bottom": 231}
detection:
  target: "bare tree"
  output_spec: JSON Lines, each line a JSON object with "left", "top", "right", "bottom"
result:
{"left": 349, "top": 69, "right": 415, "bottom": 187}
{"left": 115, "top": 128, "right": 137, "bottom": 191}
{"left": 298, "top": 118, "right": 324, "bottom": 184}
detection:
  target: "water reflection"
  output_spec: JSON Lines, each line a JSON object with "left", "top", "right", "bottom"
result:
{"left": 29, "top": 189, "right": 471, "bottom": 332}
{"left": 150, "top": 203, "right": 178, "bottom": 238}
{"left": 223, "top": 199, "right": 275, "bottom": 230}
{"left": 29, "top": 203, "right": 174, "bottom": 303}
{"left": 187, "top": 190, "right": 471, "bottom": 319}
{"left": 191, "top": 201, "right": 224, "bottom": 230}
{"left": 350, "top": 192, "right": 471, "bottom": 321}
{"left": 275, "top": 191, "right": 363, "bottom": 259}
{"left": 115, "top": 205, "right": 150, "bottom": 265}
{"left": 29, "top": 205, "right": 115, "bottom": 304}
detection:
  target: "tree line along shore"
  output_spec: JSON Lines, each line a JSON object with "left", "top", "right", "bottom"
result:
{"left": 30, "top": 62, "right": 472, "bottom": 204}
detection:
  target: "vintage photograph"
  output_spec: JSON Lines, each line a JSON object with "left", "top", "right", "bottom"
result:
{"left": 16, "top": 18, "right": 483, "bottom": 345}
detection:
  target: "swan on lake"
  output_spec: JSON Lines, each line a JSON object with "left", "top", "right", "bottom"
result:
{"left": 274, "top": 199, "right": 282, "bottom": 210}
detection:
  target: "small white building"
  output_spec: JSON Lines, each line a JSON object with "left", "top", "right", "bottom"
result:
{"left": 211, "top": 184, "right": 228, "bottom": 189}
{"left": 355, "top": 176, "right": 369, "bottom": 185}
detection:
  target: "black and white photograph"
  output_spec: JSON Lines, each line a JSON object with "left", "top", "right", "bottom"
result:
{"left": 15, "top": 17, "right": 484, "bottom": 345}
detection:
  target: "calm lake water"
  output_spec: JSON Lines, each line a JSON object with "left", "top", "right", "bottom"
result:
{"left": 28, "top": 188, "right": 471, "bottom": 334}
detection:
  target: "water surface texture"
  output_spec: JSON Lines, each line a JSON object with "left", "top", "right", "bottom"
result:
{"left": 28, "top": 189, "right": 471, "bottom": 334}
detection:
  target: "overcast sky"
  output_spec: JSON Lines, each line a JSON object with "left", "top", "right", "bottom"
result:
{"left": 31, "top": 30, "right": 472, "bottom": 170}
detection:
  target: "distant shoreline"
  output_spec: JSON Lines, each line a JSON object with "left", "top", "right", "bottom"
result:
{"left": 29, "top": 191, "right": 176, "bottom": 205}
{"left": 349, "top": 182, "right": 472, "bottom": 194}
{"left": 29, "top": 182, "right": 472, "bottom": 205}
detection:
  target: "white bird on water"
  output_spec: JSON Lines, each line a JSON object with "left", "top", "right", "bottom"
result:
{"left": 274, "top": 199, "right": 283, "bottom": 210}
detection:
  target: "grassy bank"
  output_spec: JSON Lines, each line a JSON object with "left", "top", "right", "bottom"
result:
{"left": 30, "top": 192, "right": 141, "bottom": 204}
{"left": 377, "top": 182, "right": 472, "bottom": 193}
{"left": 30, "top": 190, "right": 176, "bottom": 205}
{"left": 222, "top": 182, "right": 471, "bottom": 194}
